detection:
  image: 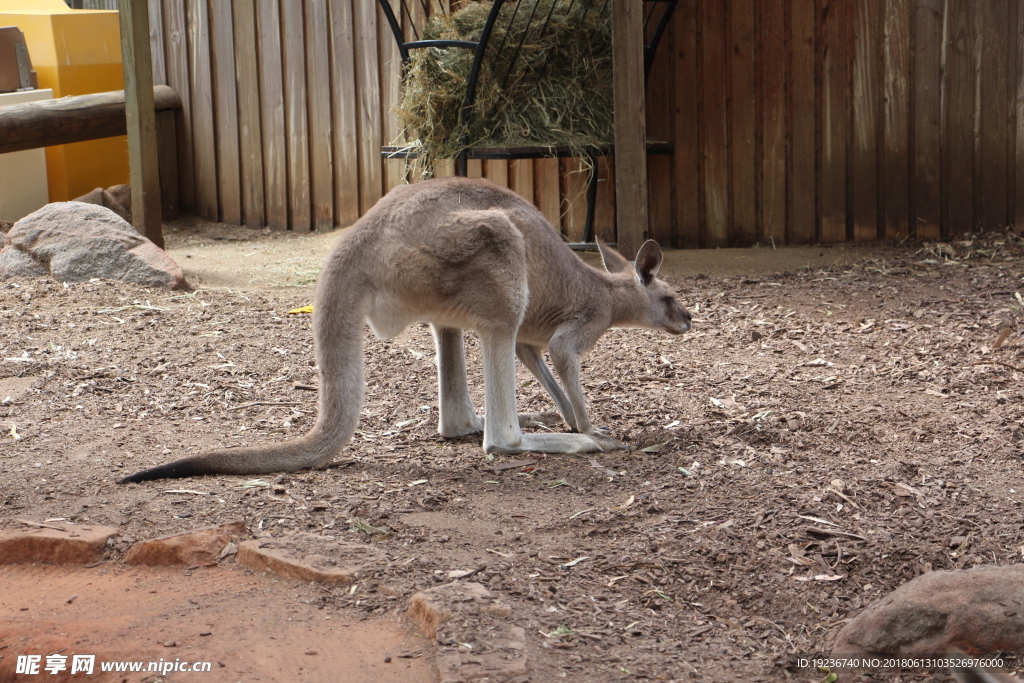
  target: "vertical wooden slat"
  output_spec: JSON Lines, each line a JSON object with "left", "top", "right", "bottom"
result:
{"left": 594, "top": 157, "right": 617, "bottom": 243}
{"left": 156, "top": 109, "right": 180, "bottom": 219}
{"left": 281, "top": 1, "right": 310, "bottom": 231}
{"left": 1016, "top": 0, "right": 1024, "bottom": 231}
{"left": 484, "top": 160, "right": 508, "bottom": 188}
{"left": 534, "top": 158, "right": 561, "bottom": 230}
{"left": 119, "top": 0, "right": 163, "bottom": 248}
{"left": 883, "top": 0, "right": 911, "bottom": 238}
{"left": 759, "top": 0, "right": 787, "bottom": 246}
{"left": 467, "top": 158, "right": 484, "bottom": 179}
{"left": 646, "top": 14, "right": 674, "bottom": 247}
{"left": 978, "top": 0, "right": 1011, "bottom": 231}
{"left": 162, "top": 0, "right": 195, "bottom": 212}
{"left": 729, "top": 0, "right": 757, "bottom": 246}
{"left": 328, "top": 0, "right": 360, "bottom": 227}
{"left": 509, "top": 159, "right": 533, "bottom": 203}
{"left": 305, "top": 0, "right": 334, "bottom": 231}
{"left": 941, "top": 0, "right": 973, "bottom": 234}
{"left": 913, "top": 0, "right": 942, "bottom": 239}
{"left": 148, "top": 0, "right": 167, "bottom": 86}
{"left": 673, "top": 0, "right": 699, "bottom": 248}
{"left": 561, "top": 158, "right": 589, "bottom": 241}
{"left": 820, "top": 0, "right": 848, "bottom": 242}
{"left": 1010, "top": 0, "right": 1019, "bottom": 231}
{"left": 355, "top": 0, "right": 383, "bottom": 213}
{"left": 256, "top": 0, "right": 288, "bottom": 229}
{"left": 232, "top": 1, "right": 265, "bottom": 227}
{"left": 187, "top": 0, "right": 218, "bottom": 220}
{"left": 378, "top": 1, "right": 404, "bottom": 193}
{"left": 790, "top": 0, "right": 817, "bottom": 242}
{"left": 209, "top": 0, "right": 241, "bottom": 226}
{"left": 612, "top": 0, "right": 649, "bottom": 258}
{"left": 701, "top": 0, "right": 728, "bottom": 247}
{"left": 852, "top": 0, "right": 879, "bottom": 240}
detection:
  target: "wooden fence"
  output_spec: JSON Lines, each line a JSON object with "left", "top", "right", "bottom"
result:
{"left": 146, "top": 0, "right": 1024, "bottom": 247}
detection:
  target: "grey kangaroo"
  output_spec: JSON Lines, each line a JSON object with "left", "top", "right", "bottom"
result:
{"left": 120, "top": 177, "right": 692, "bottom": 483}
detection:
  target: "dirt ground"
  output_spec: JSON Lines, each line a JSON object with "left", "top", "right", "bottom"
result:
{"left": 1, "top": 216, "right": 1023, "bottom": 682}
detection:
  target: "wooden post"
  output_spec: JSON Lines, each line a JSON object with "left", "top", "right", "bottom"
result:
{"left": 118, "top": 0, "right": 164, "bottom": 248}
{"left": 612, "top": 0, "right": 648, "bottom": 258}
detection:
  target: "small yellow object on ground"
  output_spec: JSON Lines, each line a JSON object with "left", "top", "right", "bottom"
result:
{"left": 287, "top": 305, "right": 314, "bottom": 315}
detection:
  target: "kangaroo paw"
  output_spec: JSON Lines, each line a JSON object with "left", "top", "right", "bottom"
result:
{"left": 590, "top": 433, "right": 626, "bottom": 451}
{"left": 439, "top": 413, "right": 485, "bottom": 438}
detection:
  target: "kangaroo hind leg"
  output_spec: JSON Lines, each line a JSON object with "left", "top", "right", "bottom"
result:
{"left": 481, "top": 330, "right": 618, "bottom": 454}
{"left": 515, "top": 343, "right": 578, "bottom": 431}
{"left": 433, "top": 325, "right": 484, "bottom": 437}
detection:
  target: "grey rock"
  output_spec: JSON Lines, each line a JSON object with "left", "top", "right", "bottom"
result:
{"left": 0, "top": 202, "right": 187, "bottom": 289}
{"left": 833, "top": 565, "right": 1024, "bottom": 656}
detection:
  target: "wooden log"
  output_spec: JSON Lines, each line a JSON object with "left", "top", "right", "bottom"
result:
{"left": 0, "top": 86, "right": 181, "bottom": 156}
{"left": 119, "top": 0, "right": 163, "bottom": 249}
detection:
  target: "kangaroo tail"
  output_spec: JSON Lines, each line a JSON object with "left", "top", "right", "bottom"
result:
{"left": 119, "top": 276, "right": 367, "bottom": 483}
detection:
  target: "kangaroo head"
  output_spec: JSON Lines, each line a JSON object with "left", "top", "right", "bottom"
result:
{"left": 597, "top": 238, "right": 692, "bottom": 335}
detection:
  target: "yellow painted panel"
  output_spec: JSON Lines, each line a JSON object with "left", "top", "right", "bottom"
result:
{"left": 0, "top": 0, "right": 70, "bottom": 14}
{"left": 0, "top": 6, "right": 128, "bottom": 201}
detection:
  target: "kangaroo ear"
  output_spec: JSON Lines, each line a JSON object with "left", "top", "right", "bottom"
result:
{"left": 597, "top": 237, "right": 631, "bottom": 274}
{"left": 634, "top": 240, "right": 663, "bottom": 286}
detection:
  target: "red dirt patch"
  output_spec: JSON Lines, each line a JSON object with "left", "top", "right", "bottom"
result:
{"left": 0, "top": 564, "right": 433, "bottom": 683}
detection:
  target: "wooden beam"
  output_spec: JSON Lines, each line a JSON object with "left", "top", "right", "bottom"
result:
{"left": 0, "top": 86, "right": 180, "bottom": 155}
{"left": 612, "top": 0, "right": 648, "bottom": 258}
{"left": 119, "top": 0, "right": 164, "bottom": 248}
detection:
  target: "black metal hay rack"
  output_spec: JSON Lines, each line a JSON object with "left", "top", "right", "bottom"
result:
{"left": 378, "top": 0, "right": 677, "bottom": 250}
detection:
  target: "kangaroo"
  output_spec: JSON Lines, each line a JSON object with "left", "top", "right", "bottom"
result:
{"left": 119, "top": 177, "right": 692, "bottom": 483}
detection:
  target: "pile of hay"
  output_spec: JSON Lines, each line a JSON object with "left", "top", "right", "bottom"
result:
{"left": 397, "top": 0, "right": 613, "bottom": 174}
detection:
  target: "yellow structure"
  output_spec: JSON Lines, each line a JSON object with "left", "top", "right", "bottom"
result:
{"left": 0, "top": 0, "right": 128, "bottom": 201}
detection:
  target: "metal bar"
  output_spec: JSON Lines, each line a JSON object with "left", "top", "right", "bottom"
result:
{"left": 644, "top": 0, "right": 677, "bottom": 78}
{"left": 400, "top": 0, "right": 420, "bottom": 42}
{"left": 405, "top": 39, "right": 479, "bottom": 50}
{"left": 500, "top": 0, "right": 543, "bottom": 92}
{"left": 377, "top": 0, "right": 410, "bottom": 63}
{"left": 456, "top": 0, "right": 508, "bottom": 174}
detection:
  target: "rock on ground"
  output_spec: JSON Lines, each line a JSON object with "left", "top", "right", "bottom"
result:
{"left": 0, "top": 202, "right": 187, "bottom": 289}
{"left": 833, "top": 565, "right": 1024, "bottom": 656}
{"left": 236, "top": 533, "right": 386, "bottom": 585}
{"left": 124, "top": 521, "right": 247, "bottom": 566}
{"left": 410, "top": 582, "right": 527, "bottom": 683}
{"left": 0, "top": 524, "right": 120, "bottom": 564}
